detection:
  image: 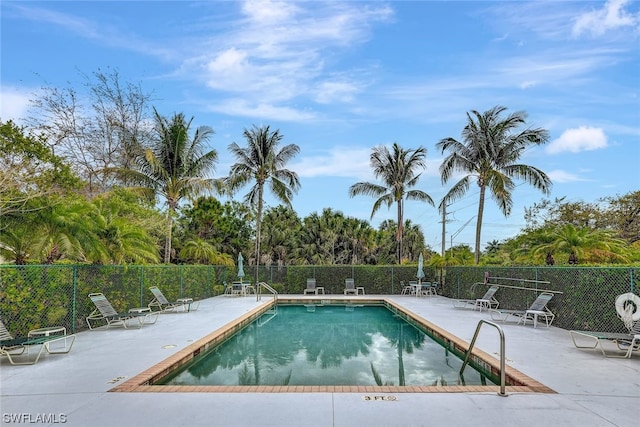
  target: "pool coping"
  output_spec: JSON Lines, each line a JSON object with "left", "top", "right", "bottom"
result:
{"left": 111, "top": 297, "right": 555, "bottom": 394}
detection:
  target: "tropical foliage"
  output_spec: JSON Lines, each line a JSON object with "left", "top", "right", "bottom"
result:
{"left": 437, "top": 106, "right": 552, "bottom": 264}
{"left": 3, "top": 72, "right": 638, "bottom": 268}
{"left": 349, "top": 142, "right": 434, "bottom": 264}
{"left": 111, "top": 109, "right": 219, "bottom": 263}
{"left": 225, "top": 125, "right": 300, "bottom": 278}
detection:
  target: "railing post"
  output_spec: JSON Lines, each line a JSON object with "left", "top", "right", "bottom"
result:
{"left": 460, "top": 320, "right": 507, "bottom": 397}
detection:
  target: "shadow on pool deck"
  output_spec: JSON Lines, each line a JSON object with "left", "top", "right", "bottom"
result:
{"left": 1, "top": 294, "right": 638, "bottom": 427}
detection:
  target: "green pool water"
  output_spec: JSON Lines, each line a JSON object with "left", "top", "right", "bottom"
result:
{"left": 159, "top": 304, "right": 496, "bottom": 387}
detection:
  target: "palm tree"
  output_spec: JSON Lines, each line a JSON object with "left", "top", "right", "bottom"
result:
{"left": 116, "top": 109, "right": 218, "bottom": 263}
{"left": 225, "top": 125, "right": 300, "bottom": 282}
{"left": 533, "top": 224, "right": 631, "bottom": 264}
{"left": 32, "top": 199, "right": 106, "bottom": 264}
{"left": 437, "top": 106, "right": 552, "bottom": 264}
{"left": 349, "top": 142, "right": 434, "bottom": 264}
{"left": 179, "top": 238, "right": 234, "bottom": 265}
{"left": 92, "top": 198, "right": 160, "bottom": 264}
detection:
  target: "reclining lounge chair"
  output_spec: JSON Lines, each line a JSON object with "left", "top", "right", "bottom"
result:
{"left": 87, "top": 293, "right": 159, "bottom": 330}
{"left": 489, "top": 292, "right": 556, "bottom": 328}
{"left": 148, "top": 286, "right": 199, "bottom": 312}
{"left": 569, "top": 293, "right": 640, "bottom": 358}
{"left": 569, "top": 322, "right": 640, "bottom": 359}
{"left": 1, "top": 318, "right": 75, "bottom": 365}
{"left": 452, "top": 285, "right": 499, "bottom": 311}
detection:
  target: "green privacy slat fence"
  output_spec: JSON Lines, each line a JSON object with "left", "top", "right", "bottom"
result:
{"left": 0, "top": 264, "right": 637, "bottom": 336}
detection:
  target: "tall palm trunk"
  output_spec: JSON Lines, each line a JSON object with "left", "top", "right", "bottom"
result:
{"left": 164, "top": 212, "right": 173, "bottom": 264}
{"left": 254, "top": 183, "right": 265, "bottom": 283}
{"left": 475, "top": 184, "right": 486, "bottom": 265}
{"left": 396, "top": 199, "right": 403, "bottom": 264}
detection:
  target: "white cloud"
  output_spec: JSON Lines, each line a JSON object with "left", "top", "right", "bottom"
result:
{"left": 546, "top": 126, "right": 608, "bottom": 154}
{"left": 572, "top": 0, "right": 638, "bottom": 37}
{"left": 0, "top": 85, "right": 33, "bottom": 123}
{"left": 546, "top": 169, "right": 588, "bottom": 183}
{"left": 206, "top": 98, "right": 316, "bottom": 122}
{"left": 241, "top": 0, "right": 300, "bottom": 25}
{"left": 291, "top": 147, "right": 372, "bottom": 179}
{"left": 188, "top": 1, "right": 393, "bottom": 119}
{"left": 315, "top": 80, "right": 361, "bottom": 104}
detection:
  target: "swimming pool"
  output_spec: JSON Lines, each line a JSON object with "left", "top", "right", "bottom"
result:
{"left": 112, "top": 297, "right": 552, "bottom": 394}
{"left": 158, "top": 303, "right": 493, "bottom": 387}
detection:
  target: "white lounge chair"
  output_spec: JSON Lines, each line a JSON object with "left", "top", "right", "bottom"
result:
{"left": 569, "top": 321, "right": 640, "bottom": 359}
{"left": 452, "top": 285, "right": 499, "bottom": 311}
{"left": 303, "top": 278, "right": 324, "bottom": 295}
{"left": 489, "top": 292, "right": 555, "bottom": 328}
{"left": 1, "top": 318, "right": 75, "bottom": 365}
{"left": 148, "top": 286, "right": 199, "bottom": 312}
{"left": 569, "top": 293, "right": 640, "bottom": 358}
{"left": 86, "top": 293, "right": 158, "bottom": 330}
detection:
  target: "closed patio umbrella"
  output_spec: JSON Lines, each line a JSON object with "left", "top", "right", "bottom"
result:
{"left": 417, "top": 253, "right": 425, "bottom": 285}
{"left": 237, "top": 252, "right": 245, "bottom": 282}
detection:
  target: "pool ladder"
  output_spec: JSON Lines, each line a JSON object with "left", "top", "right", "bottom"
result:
{"left": 460, "top": 320, "right": 507, "bottom": 397}
{"left": 256, "top": 281, "right": 278, "bottom": 302}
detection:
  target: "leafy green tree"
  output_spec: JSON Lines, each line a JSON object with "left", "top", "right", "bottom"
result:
{"left": 261, "top": 205, "right": 302, "bottom": 267}
{"left": 375, "top": 219, "right": 399, "bottom": 265}
{"left": 342, "top": 217, "right": 377, "bottom": 265}
{"left": 349, "top": 142, "right": 434, "bottom": 264}
{"left": 401, "top": 220, "right": 426, "bottom": 263}
{"left": 114, "top": 109, "right": 218, "bottom": 263}
{"left": 0, "top": 120, "right": 80, "bottom": 223}
{"left": 31, "top": 198, "right": 106, "bottom": 264}
{"left": 0, "top": 222, "right": 39, "bottom": 264}
{"left": 437, "top": 106, "right": 552, "bottom": 264}
{"left": 532, "top": 224, "right": 631, "bottom": 265}
{"left": 91, "top": 192, "right": 160, "bottom": 264}
{"left": 601, "top": 191, "right": 640, "bottom": 244}
{"left": 225, "top": 125, "right": 300, "bottom": 279}
{"left": 526, "top": 192, "right": 640, "bottom": 245}
{"left": 178, "top": 196, "right": 252, "bottom": 258}
{"left": 179, "top": 238, "right": 233, "bottom": 265}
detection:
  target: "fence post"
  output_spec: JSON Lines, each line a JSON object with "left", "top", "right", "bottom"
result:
{"left": 139, "top": 266, "right": 144, "bottom": 307}
{"left": 71, "top": 266, "right": 77, "bottom": 334}
{"left": 391, "top": 266, "right": 395, "bottom": 294}
{"left": 180, "top": 264, "right": 184, "bottom": 297}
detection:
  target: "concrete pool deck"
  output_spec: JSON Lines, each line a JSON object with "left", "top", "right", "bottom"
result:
{"left": 1, "top": 295, "right": 638, "bottom": 427}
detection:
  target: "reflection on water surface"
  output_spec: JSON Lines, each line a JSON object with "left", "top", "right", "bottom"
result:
{"left": 160, "top": 305, "right": 492, "bottom": 387}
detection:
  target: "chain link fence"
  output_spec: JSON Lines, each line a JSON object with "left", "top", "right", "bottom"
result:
{"left": 441, "top": 266, "right": 639, "bottom": 332}
{"left": 1, "top": 264, "right": 637, "bottom": 336}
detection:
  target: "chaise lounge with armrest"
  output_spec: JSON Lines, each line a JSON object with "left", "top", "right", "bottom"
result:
{"left": 489, "top": 292, "right": 556, "bottom": 328}
{"left": 452, "top": 285, "right": 500, "bottom": 311}
{"left": 569, "top": 292, "right": 640, "bottom": 358}
{"left": 148, "top": 286, "right": 200, "bottom": 312}
{"left": 1, "top": 318, "right": 75, "bottom": 365}
{"left": 87, "top": 293, "right": 159, "bottom": 330}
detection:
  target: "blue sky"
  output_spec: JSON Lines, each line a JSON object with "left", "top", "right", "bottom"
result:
{"left": 1, "top": 0, "right": 639, "bottom": 253}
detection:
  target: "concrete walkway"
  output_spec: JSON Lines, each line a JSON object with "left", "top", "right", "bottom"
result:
{"left": 1, "top": 295, "right": 638, "bottom": 427}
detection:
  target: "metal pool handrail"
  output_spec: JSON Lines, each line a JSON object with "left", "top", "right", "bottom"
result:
{"left": 256, "top": 281, "right": 278, "bottom": 302}
{"left": 460, "top": 320, "right": 507, "bottom": 397}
